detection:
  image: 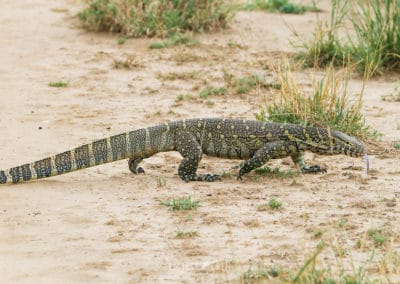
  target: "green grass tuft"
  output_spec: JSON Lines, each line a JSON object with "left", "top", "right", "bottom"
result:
{"left": 48, "top": 81, "right": 68, "bottom": 88}
{"left": 254, "top": 166, "right": 298, "bottom": 179}
{"left": 242, "top": 264, "right": 280, "bottom": 282}
{"left": 161, "top": 196, "right": 200, "bottom": 210}
{"left": 199, "top": 87, "right": 227, "bottom": 99}
{"left": 243, "top": 0, "right": 313, "bottom": 14}
{"left": 268, "top": 198, "right": 283, "bottom": 210}
{"left": 295, "top": 0, "right": 400, "bottom": 76}
{"left": 175, "top": 230, "right": 199, "bottom": 238}
{"left": 367, "top": 228, "right": 388, "bottom": 247}
{"left": 149, "top": 32, "right": 198, "bottom": 49}
{"left": 79, "top": 0, "right": 232, "bottom": 37}
{"left": 223, "top": 70, "right": 271, "bottom": 95}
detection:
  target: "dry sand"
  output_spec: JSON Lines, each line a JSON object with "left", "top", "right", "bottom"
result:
{"left": 0, "top": 0, "right": 399, "bottom": 283}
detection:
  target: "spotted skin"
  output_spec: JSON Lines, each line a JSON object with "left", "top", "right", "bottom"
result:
{"left": 0, "top": 118, "right": 366, "bottom": 184}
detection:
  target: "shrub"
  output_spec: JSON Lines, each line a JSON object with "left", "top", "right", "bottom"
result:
{"left": 79, "top": 0, "right": 232, "bottom": 37}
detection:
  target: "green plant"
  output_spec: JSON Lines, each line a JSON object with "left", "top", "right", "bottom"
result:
{"left": 394, "top": 143, "right": 400, "bottom": 150}
{"left": 149, "top": 42, "right": 167, "bottom": 49}
{"left": 258, "top": 62, "right": 376, "bottom": 140}
{"left": 367, "top": 228, "right": 388, "bottom": 247}
{"left": 350, "top": 0, "right": 400, "bottom": 75}
{"left": 295, "top": 0, "right": 400, "bottom": 76}
{"left": 48, "top": 81, "right": 68, "bottom": 88}
{"left": 199, "top": 87, "right": 227, "bottom": 99}
{"left": 117, "top": 36, "right": 128, "bottom": 44}
{"left": 161, "top": 196, "right": 200, "bottom": 210}
{"left": 149, "top": 32, "right": 198, "bottom": 49}
{"left": 242, "top": 264, "right": 280, "bottom": 282}
{"left": 175, "top": 230, "right": 199, "bottom": 238}
{"left": 294, "top": 0, "right": 350, "bottom": 68}
{"left": 268, "top": 198, "right": 283, "bottom": 210}
{"left": 79, "top": 0, "right": 232, "bottom": 37}
{"left": 223, "top": 70, "right": 273, "bottom": 95}
{"left": 254, "top": 166, "right": 298, "bottom": 179}
{"left": 244, "top": 0, "right": 311, "bottom": 14}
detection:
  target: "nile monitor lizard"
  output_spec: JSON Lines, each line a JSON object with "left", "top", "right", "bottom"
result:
{"left": 0, "top": 118, "right": 367, "bottom": 184}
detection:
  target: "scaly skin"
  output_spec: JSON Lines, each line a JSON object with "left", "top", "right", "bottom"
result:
{"left": 0, "top": 118, "right": 366, "bottom": 184}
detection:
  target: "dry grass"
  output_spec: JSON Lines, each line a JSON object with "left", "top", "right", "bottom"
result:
{"left": 258, "top": 61, "right": 376, "bottom": 140}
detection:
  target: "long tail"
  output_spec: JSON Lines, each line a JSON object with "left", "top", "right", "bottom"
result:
{"left": 0, "top": 123, "right": 175, "bottom": 185}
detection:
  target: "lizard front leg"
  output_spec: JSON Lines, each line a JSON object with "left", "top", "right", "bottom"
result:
{"left": 237, "top": 141, "right": 298, "bottom": 180}
{"left": 291, "top": 151, "right": 327, "bottom": 173}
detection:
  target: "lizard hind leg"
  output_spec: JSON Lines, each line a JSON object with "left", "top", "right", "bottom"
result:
{"left": 128, "top": 157, "right": 145, "bottom": 174}
{"left": 175, "top": 131, "right": 221, "bottom": 182}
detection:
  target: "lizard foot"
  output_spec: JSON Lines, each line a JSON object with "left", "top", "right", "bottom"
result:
{"left": 181, "top": 174, "right": 221, "bottom": 182}
{"left": 301, "top": 165, "right": 327, "bottom": 174}
{"left": 128, "top": 160, "right": 145, "bottom": 174}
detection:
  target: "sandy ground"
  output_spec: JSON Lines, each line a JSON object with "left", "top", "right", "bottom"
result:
{"left": 1, "top": 0, "right": 399, "bottom": 283}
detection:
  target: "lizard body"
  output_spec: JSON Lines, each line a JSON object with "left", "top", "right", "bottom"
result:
{"left": 0, "top": 118, "right": 366, "bottom": 184}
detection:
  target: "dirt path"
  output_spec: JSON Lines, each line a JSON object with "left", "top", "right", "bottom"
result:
{"left": 1, "top": 0, "right": 399, "bottom": 283}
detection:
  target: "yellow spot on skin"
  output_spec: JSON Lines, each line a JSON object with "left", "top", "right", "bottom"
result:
{"left": 245, "top": 126, "right": 249, "bottom": 130}
{"left": 266, "top": 132, "right": 272, "bottom": 138}
{"left": 217, "top": 124, "right": 221, "bottom": 129}
{"left": 220, "top": 134, "right": 224, "bottom": 139}
{"left": 231, "top": 125, "right": 235, "bottom": 130}
{"left": 208, "top": 133, "right": 212, "bottom": 138}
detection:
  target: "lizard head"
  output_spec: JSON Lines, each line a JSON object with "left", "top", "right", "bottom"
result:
{"left": 292, "top": 126, "right": 369, "bottom": 173}
{"left": 299, "top": 127, "right": 366, "bottom": 157}
{"left": 327, "top": 130, "right": 366, "bottom": 157}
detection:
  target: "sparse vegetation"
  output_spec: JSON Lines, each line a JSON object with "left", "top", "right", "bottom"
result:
{"left": 223, "top": 70, "right": 272, "bottom": 95}
{"left": 295, "top": 0, "right": 400, "bottom": 76}
{"left": 157, "top": 70, "right": 201, "bottom": 81}
{"left": 149, "top": 32, "right": 198, "bottom": 49}
{"left": 79, "top": 0, "right": 232, "bottom": 37}
{"left": 257, "top": 62, "right": 376, "bottom": 140}
{"left": 367, "top": 228, "right": 388, "bottom": 247}
{"left": 382, "top": 83, "right": 400, "bottom": 101}
{"left": 244, "top": 0, "right": 313, "bottom": 14}
{"left": 242, "top": 264, "right": 280, "bottom": 282}
{"left": 267, "top": 198, "right": 283, "bottom": 210}
{"left": 254, "top": 165, "right": 298, "bottom": 179}
{"left": 48, "top": 81, "right": 68, "bottom": 88}
{"left": 113, "top": 54, "right": 144, "bottom": 69}
{"left": 257, "top": 199, "right": 283, "bottom": 211}
{"left": 175, "top": 230, "right": 199, "bottom": 238}
{"left": 240, "top": 234, "right": 400, "bottom": 282}
{"left": 199, "top": 87, "right": 227, "bottom": 99}
{"left": 161, "top": 196, "right": 200, "bottom": 210}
